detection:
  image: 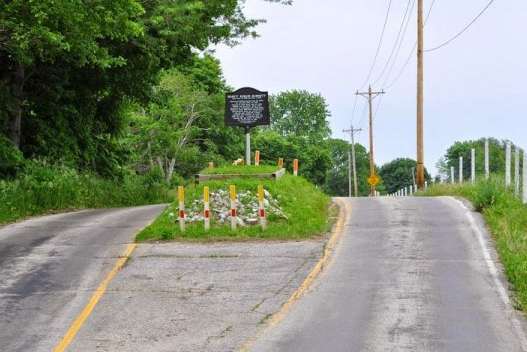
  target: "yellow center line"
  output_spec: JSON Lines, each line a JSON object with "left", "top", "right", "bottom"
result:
{"left": 52, "top": 243, "right": 137, "bottom": 352}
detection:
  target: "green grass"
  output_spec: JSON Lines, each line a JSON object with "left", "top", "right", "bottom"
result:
{"left": 201, "top": 165, "right": 279, "bottom": 175}
{"left": 421, "top": 177, "right": 527, "bottom": 311}
{"left": 0, "top": 162, "right": 172, "bottom": 224}
{"left": 137, "top": 175, "right": 331, "bottom": 242}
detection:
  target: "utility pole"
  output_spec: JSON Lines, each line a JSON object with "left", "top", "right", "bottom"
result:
{"left": 343, "top": 126, "right": 363, "bottom": 197}
{"left": 356, "top": 86, "right": 385, "bottom": 196}
{"left": 416, "top": 0, "right": 425, "bottom": 190}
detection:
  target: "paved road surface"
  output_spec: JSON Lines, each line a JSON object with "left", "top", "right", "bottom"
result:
{"left": 252, "top": 197, "right": 527, "bottom": 352}
{"left": 0, "top": 205, "right": 165, "bottom": 352}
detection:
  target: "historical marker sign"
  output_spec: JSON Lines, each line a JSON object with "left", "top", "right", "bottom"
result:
{"left": 225, "top": 87, "right": 270, "bottom": 128}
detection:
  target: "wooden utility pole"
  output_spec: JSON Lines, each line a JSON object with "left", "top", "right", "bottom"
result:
{"left": 356, "top": 86, "right": 385, "bottom": 196}
{"left": 343, "top": 126, "right": 362, "bottom": 197}
{"left": 416, "top": 0, "right": 425, "bottom": 190}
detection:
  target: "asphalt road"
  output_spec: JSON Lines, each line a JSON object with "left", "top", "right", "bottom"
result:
{"left": 0, "top": 205, "right": 166, "bottom": 352}
{"left": 252, "top": 197, "right": 527, "bottom": 352}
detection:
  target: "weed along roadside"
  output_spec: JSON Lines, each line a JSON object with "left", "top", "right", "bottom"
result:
{"left": 421, "top": 178, "right": 527, "bottom": 312}
{"left": 137, "top": 164, "right": 332, "bottom": 242}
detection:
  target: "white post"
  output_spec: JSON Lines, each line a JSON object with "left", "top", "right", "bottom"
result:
{"left": 506, "top": 142, "right": 512, "bottom": 187}
{"left": 451, "top": 166, "right": 455, "bottom": 184}
{"left": 471, "top": 148, "right": 476, "bottom": 184}
{"left": 409, "top": 186, "right": 413, "bottom": 196}
{"left": 229, "top": 185, "right": 237, "bottom": 231}
{"left": 245, "top": 130, "right": 251, "bottom": 166}
{"left": 203, "top": 186, "right": 210, "bottom": 231}
{"left": 425, "top": 181, "right": 428, "bottom": 190}
{"left": 459, "top": 156, "right": 463, "bottom": 183}
{"left": 515, "top": 147, "right": 520, "bottom": 196}
{"left": 485, "top": 139, "right": 490, "bottom": 179}
{"left": 178, "top": 186, "right": 185, "bottom": 232}
{"left": 523, "top": 151, "right": 527, "bottom": 204}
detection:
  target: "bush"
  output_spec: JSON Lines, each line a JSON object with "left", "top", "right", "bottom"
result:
{"left": 0, "top": 136, "right": 25, "bottom": 178}
{"left": 0, "top": 160, "right": 172, "bottom": 224}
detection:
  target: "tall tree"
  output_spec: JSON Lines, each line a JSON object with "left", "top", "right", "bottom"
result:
{"left": 270, "top": 90, "right": 331, "bottom": 141}
{"left": 380, "top": 158, "right": 431, "bottom": 194}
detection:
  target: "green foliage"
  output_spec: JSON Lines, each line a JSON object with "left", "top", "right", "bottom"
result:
{"left": 422, "top": 180, "right": 527, "bottom": 310}
{"left": 137, "top": 175, "right": 331, "bottom": 241}
{"left": 270, "top": 90, "right": 331, "bottom": 141}
{"left": 323, "top": 139, "right": 370, "bottom": 196}
{"left": 0, "top": 135, "right": 25, "bottom": 178}
{"left": 437, "top": 138, "right": 519, "bottom": 182}
{"left": 0, "top": 161, "right": 172, "bottom": 224}
{"left": 379, "top": 158, "right": 431, "bottom": 194}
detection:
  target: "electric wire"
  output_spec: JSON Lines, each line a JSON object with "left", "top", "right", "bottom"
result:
{"left": 372, "top": 0, "right": 413, "bottom": 87}
{"left": 358, "top": 0, "right": 393, "bottom": 90}
{"left": 425, "top": 0, "right": 496, "bottom": 52}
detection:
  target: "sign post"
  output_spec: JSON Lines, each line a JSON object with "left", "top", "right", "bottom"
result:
{"left": 225, "top": 88, "right": 270, "bottom": 166}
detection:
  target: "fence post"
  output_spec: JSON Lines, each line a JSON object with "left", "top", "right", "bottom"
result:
{"left": 255, "top": 150, "right": 260, "bottom": 166}
{"left": 459, "top": 156, "right": 463, "bottom": 183}
{"left": 506, "top": 142, "right": 512, "bottom": 187}
{"left": 203, "top": 186, "right": 210, "bottom": 231}
{"left": 471, "top": 148, "right": 476, "bottom": 184}
{"left": 523, "top": 150, "right": 527, "bottom": 204}
{"left": 258, "top": 185, "right": 267, "bottom": 230}
{"left": 293, "top": 159, "right": 299, "bottom": 176}
{"left": 515, "top": 147, "right": 520, "bottom": 196}
{"left": 178, "top": 186, "right": 185, "bottom": 232}
{"left": 485, "top": 139, "right": 490, "bottom": 179}
{"left": 229, "top": 185, "right": 237, "bottom": 231}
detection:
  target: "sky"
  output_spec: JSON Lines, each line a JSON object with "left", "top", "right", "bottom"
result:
{"left": 215, "top": 0, "right": 527, "bottom": 175}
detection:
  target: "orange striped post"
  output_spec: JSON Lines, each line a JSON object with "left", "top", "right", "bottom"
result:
{"left": 178, "top": 186, "right": 185, "bottom": 232}
{"left": 278, "top": 158, "right": 284, "bottom": 169}
{"left": 229, "top": 185, "right": 237, "bottom": 231}
{"left": 255, "top": 150, "right": 260, "bottom": 166}
{"left": 258, "top": 185, "right": 267, "bottom": 230}
{"left": 293, "top": 159, "right": 299, "bottom": 176}
{"left": 203, "top": 186, "right": 210, "bottom": 231}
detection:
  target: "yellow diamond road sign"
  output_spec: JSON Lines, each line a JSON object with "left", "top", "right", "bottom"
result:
{"left": 368, "top": 175, "right": 380, "bottom": 186}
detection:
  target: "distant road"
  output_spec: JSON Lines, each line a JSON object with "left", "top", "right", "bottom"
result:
{"left": 0, "top": 205, "right": 165, "bottom": 352}
{"left": 252, "top": 197, "right": 527, "bottom": 352}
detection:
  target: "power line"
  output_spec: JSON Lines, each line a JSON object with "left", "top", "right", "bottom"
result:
{"left": 385, "top": 0, "right": 437, "bottom": 89}
{"left": 372, "top": 0, "right": 413, "bottom": 86}
{"left": 425, "top": 0, "right": 496, "bottom": 52}
{"left": 359, "top": 0, "right": 393, "bottom": 89}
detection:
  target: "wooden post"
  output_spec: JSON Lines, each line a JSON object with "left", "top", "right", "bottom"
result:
{"left": 258, "top": 185, "right": 267, "bottom": 230}
{"left": 178, "top": 186, "right": 185, "bottom": 232}
{"left": 459, "top": 157, "right": 463, "bottom": 183}
{"left": 229, "top": 185, "right": 237, "bottom": 231}
{"left": 485, "top": 139, "right": 490, "bottom": 179}
{"left": 293, "top": 159, "right": 299, "bottom": 176}
{"left": 506, "top": 142, "right": 512, "bottom": 187}
{"left": 523, "top": 151, "right": 527, "bottom": 204}
{"left": 255, "top": 150, "right": 260, "bottom": 166}
{"left": 471, "top": 148, "right": 476, "bottom": 184}
{"left": 203, "top": 186, "right": 210, "bottom": 231}
{"left": 515, "top": 146, "right": 520, "bottom": 196}
{"left": 416, "top": 0, "right": 425, "bottom": 190}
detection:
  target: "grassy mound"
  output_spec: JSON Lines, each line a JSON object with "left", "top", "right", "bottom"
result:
{"left": 421, "top": 178, "right": 527, "bottom": 311}
{"left": 137, "top": 174, "right": 331, "bottom": 242}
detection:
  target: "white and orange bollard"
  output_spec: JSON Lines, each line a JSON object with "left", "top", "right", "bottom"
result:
{"left": 203, "top": 186, "right": 210, "bottom": 231}
{"left": 293, "top": 159, "right": 299, "bottom": 176}
{"left": 278, "top": 158, "right": 284, "bottom": 169}
{"left": 258, "top": 185, "right": 267, "bottom": 230}
{"left": 229, "top": 185, "right": 237, "bottom": 231}
{"left": 178, "top": 186, "right": 185, "bottom": 232}
{"left": 255, "top": 150, "right": 260, "bottom": 166}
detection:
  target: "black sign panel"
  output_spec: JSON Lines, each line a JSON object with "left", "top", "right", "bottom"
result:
{"left": 225, "top": 87, "right": 270, "bottom": 127}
